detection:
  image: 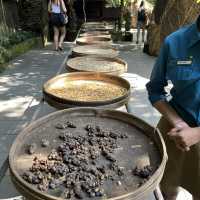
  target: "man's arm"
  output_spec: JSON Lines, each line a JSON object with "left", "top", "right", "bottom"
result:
{"left": 146, "top": 39, "right": 190, "bottom": 151}
{"left": 153, "top": 100, "right": 191, "bottom": 151}
{"left": 153, "top": 100, "right": 188, "bottom": 128}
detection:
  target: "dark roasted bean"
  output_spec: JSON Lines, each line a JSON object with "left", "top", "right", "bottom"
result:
{"left": 133, "top": 165, "right": 153, "bottom": 179}
{"left": 55, "top": 123, "right": 66, "bottom": 129}
{"left": 28, "top": 143, "right": 37, "bottom": 155}
{"left": 22, "top": 123, "right": 132, "bottom": 199}
{"left": 41, "top": 139, "right": 50, "bottom": 147}
{"left": 66, "top": 121, "right": 76, "bottom": 128}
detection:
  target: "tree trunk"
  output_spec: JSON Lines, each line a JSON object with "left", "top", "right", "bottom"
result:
{"left": 147, "top": 0, "right": 200, "bottom": 56}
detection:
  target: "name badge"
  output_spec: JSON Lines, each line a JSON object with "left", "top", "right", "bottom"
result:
{"left": 177, "top": 60, "right": 192, "bottom": 65}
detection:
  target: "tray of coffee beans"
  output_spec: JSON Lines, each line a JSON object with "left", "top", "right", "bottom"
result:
{"left": 9, "top": 108, "right": 167, "bottom": 200}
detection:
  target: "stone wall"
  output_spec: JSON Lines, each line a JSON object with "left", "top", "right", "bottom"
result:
{"left": 147, "top": 0, "right": 200, "bottom": 56}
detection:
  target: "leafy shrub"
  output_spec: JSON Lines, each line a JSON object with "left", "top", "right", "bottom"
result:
{"left": 0, "top": 31, "right": 34, "bottom": 49}
{"left": 124, "top": 10, "right": 131, "bottom": 32}
{"left": 0, "top": 46, "right": 8, "bottom": 64}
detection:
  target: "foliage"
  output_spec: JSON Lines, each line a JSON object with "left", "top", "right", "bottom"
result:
{"left": 0, "top": 31, "right": 35, "bottom": 65}
{"left": 124, "top": 10, "right": 131, "bottom": 32}
{"left": 106, "top": 0, "right": 129, "bottom": 8}
{"left": 146, "top": 0, "right": 157, "bottom": 5}
{"left": 146, "top": 0, "right": 200, "bottom": 5}
{"left": 0, "top": 31, "right": 34, "bottom": 49}
{"left": 66, "top": 1, "right": 78, "bottom": 31}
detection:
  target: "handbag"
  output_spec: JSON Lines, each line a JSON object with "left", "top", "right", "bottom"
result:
{"left": 60, "top": 13, "right": 68, "bottom": 25}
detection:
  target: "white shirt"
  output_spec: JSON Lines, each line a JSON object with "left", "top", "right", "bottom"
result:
{"left": 51, "top": 3, "right": 61, "bottom": 13}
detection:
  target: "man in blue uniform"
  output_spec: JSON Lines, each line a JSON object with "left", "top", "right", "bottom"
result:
{"left": 146, "top": 15, "right": 200, "bottom": 200}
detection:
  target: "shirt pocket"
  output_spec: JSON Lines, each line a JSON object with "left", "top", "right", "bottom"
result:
{"left": 167, "top": 59, "right": 195, "bottom": 81}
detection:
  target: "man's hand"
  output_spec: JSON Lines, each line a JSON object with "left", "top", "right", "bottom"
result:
{"left": 168, "top": 126, "right": 200, "bottom": 152}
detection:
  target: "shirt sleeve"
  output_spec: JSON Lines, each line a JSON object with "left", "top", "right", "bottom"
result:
{"left": 146, "top": 39, "right": 169, "bottom": 105}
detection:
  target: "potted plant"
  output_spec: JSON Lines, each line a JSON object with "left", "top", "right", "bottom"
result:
{"left": 123, "top": 9, "right": 133, "bottom": 41}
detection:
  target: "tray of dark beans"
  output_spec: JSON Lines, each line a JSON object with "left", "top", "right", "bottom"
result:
{"left": 9, "top": 108, "right": 167, "bottom": 200}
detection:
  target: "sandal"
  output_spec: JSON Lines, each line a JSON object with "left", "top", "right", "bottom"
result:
{"left": 58, "top": 46, "right": 63, "bottom": 51}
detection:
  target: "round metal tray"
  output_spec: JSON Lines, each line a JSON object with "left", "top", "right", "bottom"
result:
{"left": 79, "top": 31, "right": 110, "bottom": 38}
{"left": 76, "top": 36, "right": 112, "bottom": 46}
{"left": 83, "top": 22, "right": 106, "bottom": 28}
{"left": 43, "top": 72, "right": 130, "bottom": 109}
{"left": 9, "top": 107, "right": 167, "bottom": 200}
{"left": 72, "top": 45, "right": 119, "bottom": 58}
{"left": 66, "top": 56, "right": 127, "bottom": 75}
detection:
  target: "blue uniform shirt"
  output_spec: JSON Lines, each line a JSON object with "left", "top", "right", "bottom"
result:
{"left": 146, "top": 21, "right": 200, "bottom": 126}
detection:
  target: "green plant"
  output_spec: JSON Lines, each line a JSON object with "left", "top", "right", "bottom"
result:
{"left": 124, "top": 10, "right": 131, "bottom": 32}
{"left": 146, "top": 0, "right": 157, "bottom": 5}
{"left": 0, "top": 31, "right": 34, "bottom": 48}
{"left": 0, "top": 46, "right": 7, "bottom": 64}
{"left": 106, "top": 0, "right": 129, "bottom": 7}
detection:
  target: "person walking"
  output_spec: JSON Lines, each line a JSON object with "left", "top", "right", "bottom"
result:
{"left": 48, "top": 0, "right": 67, "bottom": 51}
{"left": 146, "top": 15, "right": 200, "bottom": 200}
{"left": 136, "top": 0, "right": 147, "bottom": 44}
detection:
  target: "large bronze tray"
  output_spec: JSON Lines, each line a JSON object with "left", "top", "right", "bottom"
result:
{"left": 79, "top": 31, "right": 110, "bottom": 38}
{"left": 76, "top": 36, "right": 112, "bottom": 46}
{"left": 72, "top": 45, "right": 119, "bottom": 58}
{"left": 83, "top": 22, "right": 106, "bottom": 28}
{"left": 9, "top": 107, "right": 167, "bottom": 200}
{"left": 66, "top": 56, "right": 127, "bottom": 75}
{"left": 43, "top": 72, "right": 130, "bottom": 109}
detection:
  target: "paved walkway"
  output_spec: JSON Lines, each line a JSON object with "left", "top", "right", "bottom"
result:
{"left": 0, "top": 43, "right": 73, "bottom": 197}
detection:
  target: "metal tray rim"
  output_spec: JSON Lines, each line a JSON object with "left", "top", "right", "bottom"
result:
{"left": 9, "top": 107, "right": 167, "bottom": 200}
{"left": 42, "top": 72, "right": 130, "bottom": 106}
{"left": 66, "top": 56, "right": 127, "bottom": 75}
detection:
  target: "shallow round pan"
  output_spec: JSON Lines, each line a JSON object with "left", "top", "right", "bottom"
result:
{"left": 9, "top": 107, "right": 167, "bottom": 200}
{"left": 72, "top": 45, "right": 119, "bottom": 58}
{"left": 76, "top": 36, "right": 112, "bottom": 45}
{"left": 66, "top": 56, "right": 127, "bottom": 75}
{"left": 43, "top": 72, "right": 131, "bottom": 109}
{"left": 79, "top": 31, "right": 110, "bottom": 38}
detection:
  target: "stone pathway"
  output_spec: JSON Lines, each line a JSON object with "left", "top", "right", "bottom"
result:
{"left": 0, "top": 43, "right": 73, "bottom": 198}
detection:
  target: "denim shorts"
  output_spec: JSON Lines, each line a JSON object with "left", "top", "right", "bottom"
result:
{"left": 50, "top": 13, "right": 64, "bottom": 28}
{"left": 137, "top": 21, "right": 145, "bottom": 28}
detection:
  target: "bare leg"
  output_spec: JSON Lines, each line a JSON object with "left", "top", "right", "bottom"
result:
{"left": 53, "top": 26, "right": 59, "bottom": 50}
{"left": 58, "top": 26, "right": 66, "bottom": 49}
{"left": 136, "top": 22, "right": 141, "bottom": 44}
{"left": 142, "top": 26, "right": 145, "bottom": 43}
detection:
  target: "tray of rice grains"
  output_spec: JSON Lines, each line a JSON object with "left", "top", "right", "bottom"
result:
{"left": 66, "top": 56, "right": 127, "bottom": 76}
{"left": 79, "top": 31, "right": 110, "bottom": 38}
{"left": 76, "top": 36, "right": 112, "bottom": 46}
{"left": 72, "top": 45, "right": 119, "bottom": 58}
{"left": 42, "top": 72, "right": 130, "bottom": 109}
{"left": 9, "top": 107, "right": 167, "bottom": 200}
